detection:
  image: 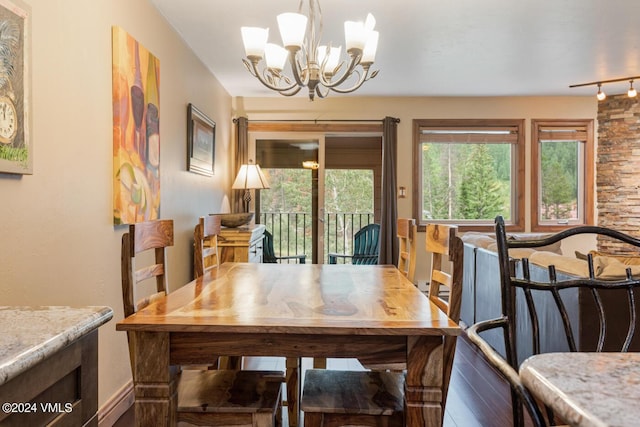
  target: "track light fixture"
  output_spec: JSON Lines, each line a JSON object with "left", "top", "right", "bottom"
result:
{"left": 628, "top": 80, "right": 637, "bottom": 98}
{"left": 570, "top": 75, "right": 640, "bottom": 101}
{"left": 596, "top": 83, "right": 606, "bottom": 101}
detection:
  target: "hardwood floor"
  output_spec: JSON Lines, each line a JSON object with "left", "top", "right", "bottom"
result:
{"left": 113, "top": 332, "right": 529, "bottom": 427}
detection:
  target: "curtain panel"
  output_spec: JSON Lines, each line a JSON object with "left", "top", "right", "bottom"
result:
{"left": 233, "top": 117, "right": 249, "bottom": 213}
{"left": 380, "top": 117, "right": 400, "bottom": 265}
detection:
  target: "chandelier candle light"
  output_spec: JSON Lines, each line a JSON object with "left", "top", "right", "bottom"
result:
{"left": 241, "top": 0, "right": 379, "bottom": 100}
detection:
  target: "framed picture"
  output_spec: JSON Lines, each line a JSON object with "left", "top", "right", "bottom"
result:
{"left": 187, "top": 103, "right": 215, "bottom": 176}
{"left": 0, "top": 0, "right": 31, "bottom": 174}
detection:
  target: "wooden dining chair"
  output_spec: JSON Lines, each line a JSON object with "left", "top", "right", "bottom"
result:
{"left": 359, "top": 223, "right": 462, "bottom": 377}
{"left": 425, "top": 223, "right": 463, "bottom": 407}
{"left": 193, "top": 215, "right": 221, "bottom": 278}
{"left": 193, "top": 215, "right": 242, "bottom": 370}
{"left": 397, "top": 218, "right": 417, "bottom": 284}
{"left": 121, "top": 219, "right": 283, "bottom": 426}
{"left": 468, "top": 215, "right": 640, "bottom": 427}
{"left": 301, "top": 223, "right": 464, "bottom": 426}
{"left": 302, "top": 369, "right": 405, "bottom": 427}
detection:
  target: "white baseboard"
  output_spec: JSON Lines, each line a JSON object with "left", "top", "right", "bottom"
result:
{"left": 98, "top": 380, "right": 134, "bottom": 427}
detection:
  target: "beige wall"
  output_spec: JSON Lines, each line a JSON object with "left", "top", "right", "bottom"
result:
{"left": 0, "top": 0, "right": 232, "bottom": 414}
{"left": 236, "top": 96, "right": 598, "bottom": 283}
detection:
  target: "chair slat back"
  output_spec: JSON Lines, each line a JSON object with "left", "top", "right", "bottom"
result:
{"left": 352, "top": 223, "right": 381, "bottom": 265}
{"left": 489, "top": 215, "right": 640, "bottom": 427}
{"left": 263, "top": 230, "right": 277, "bottom": 263}
{"left": 262, "top": 229, "right": 306, "bottom": 264}
{"left": 494, "top": 215, "right": 640, "bottom": 366}
{"left": 194, "top": 215, "right": 221, "bottom": 277}
{"left": 397, "top": 218, "right": 417, "bottom": 284}
{"left": 426, "top": 223, "right": 463, "bottom": 322}
{"left": 121, "top": 219, "right": 174, "bottom": 318}
{"left": 425, "top": 223, "right": 463, "bottom": 414}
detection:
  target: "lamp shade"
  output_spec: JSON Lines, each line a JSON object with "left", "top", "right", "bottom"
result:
{"left": 361, "top": 30, "right": 379, "bottom": 64}
{"left": 241, "top": 27, "right": 269, "bottom": 58}
{"left": 232, "top": 163, "right": 270, "bottom": 190}
{"left": 344, "top": 20, "right": 367, "bottom": 51}
{"left": 265, "top": 43, "right": 288, "bottom": 71}
{"left": 277, "top": 12, "right": 307, "bottom": 48}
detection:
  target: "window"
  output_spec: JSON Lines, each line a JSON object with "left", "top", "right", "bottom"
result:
{"left": 531, "top": 120, "right": 594, "bottom": 231}
{"left": 413, "top": 119, "right": 525, "bottom": 231}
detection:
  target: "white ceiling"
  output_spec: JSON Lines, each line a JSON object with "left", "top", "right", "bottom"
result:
{"left": 150, "top": 0, "right": 640, "bottom": 99}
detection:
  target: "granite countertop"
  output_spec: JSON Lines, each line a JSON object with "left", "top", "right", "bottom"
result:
{"left": 0, "top": 306, "right": 113, "bottom": 386}
{"left": 520, "top": 352, "right": 640, "bottom": 427}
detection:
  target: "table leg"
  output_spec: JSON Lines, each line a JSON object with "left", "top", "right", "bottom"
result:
{"left": 405, "top": 335, "right": 446, "bottom": 427}
{"left": 218, "top": 356, "right": 242, "bottom": 370}
{"left": 130, "top": 331, "right": 177, "bottom": 427}
{"left": 442, "top": 335, "right": 458, "bottom": 414}
{"left": 286, "top": 357, "right": 300, "bottom": 427}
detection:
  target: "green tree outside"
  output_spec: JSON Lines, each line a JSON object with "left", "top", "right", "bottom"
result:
{"left": 458, "top": 144, "right": 506, "bottom": 219}
{"left": 540, "top": 141, "right": 578, "bottom": 221}
{"left": 422, "top": 142, "right": 510, "bottom": 221}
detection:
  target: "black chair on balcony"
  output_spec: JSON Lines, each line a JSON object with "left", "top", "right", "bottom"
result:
{"left": 263, "top": 230, "right": 306, "bottom": 264}
{"left": 328, "top": 223, "right": 381, "bottom": 265}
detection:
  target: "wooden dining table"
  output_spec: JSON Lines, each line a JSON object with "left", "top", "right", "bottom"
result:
{"left": 116, "top": 262, "right": 461, "bottom": 427}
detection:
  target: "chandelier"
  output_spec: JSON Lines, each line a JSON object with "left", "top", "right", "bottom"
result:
{"left": 240, "top": 0, "right": 379, "bottom": 100}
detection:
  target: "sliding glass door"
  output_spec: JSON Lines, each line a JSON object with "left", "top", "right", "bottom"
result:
{"left": 252, "top": 132, "right": 382, "bottom": 264}
{"left": 253, "top": 133, "right": 326, "bottom": 263}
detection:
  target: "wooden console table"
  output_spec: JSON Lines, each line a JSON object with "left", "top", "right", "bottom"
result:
{"left": 0, "top": 306, "right": 113, "bottom": 427}
{"left": 218, "top": 223, "right": 265, "bottom": 263}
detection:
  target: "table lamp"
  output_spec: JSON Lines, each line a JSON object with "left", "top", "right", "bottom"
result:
{"left": 232, "top": 160, "right": 270, "bottom": 213}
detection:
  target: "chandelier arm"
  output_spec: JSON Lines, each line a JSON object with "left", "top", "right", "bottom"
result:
{"left": 325, "top": 67, "right": 372, "bottom": 94}
{"left": 278, "top": 85, "right": 303, "bottom": 97}
{"left": 244, "top": 59, "right": 299, "bottom": 93}
{"left": 315, "top": 84, "right": 330, "bottom": 99}
{"left": 318, "top": 53, "right": 365, "bottom": 89}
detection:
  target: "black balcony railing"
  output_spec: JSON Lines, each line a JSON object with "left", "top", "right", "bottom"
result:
{"left": 260, "top": 212, "right": 374, "bottom": 264}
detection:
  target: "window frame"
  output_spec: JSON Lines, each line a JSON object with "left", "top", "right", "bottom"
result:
{"left": 412, "top": 119, "right": 525, "bottom": 232}
{"left": 531, "top": 119, "right": 594, "bottom": 232}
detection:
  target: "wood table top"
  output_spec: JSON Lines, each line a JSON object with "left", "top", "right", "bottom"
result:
{"left": 117, "top": 263, "right": 461, "bottom": 336}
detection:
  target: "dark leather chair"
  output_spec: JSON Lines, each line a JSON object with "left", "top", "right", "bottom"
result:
{"left": 328, "top": 223, "right": 380, "bottom": 264}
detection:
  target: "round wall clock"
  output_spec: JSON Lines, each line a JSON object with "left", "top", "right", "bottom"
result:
{"left": 0, "top": 94, "right": 17, "bottom": 144}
